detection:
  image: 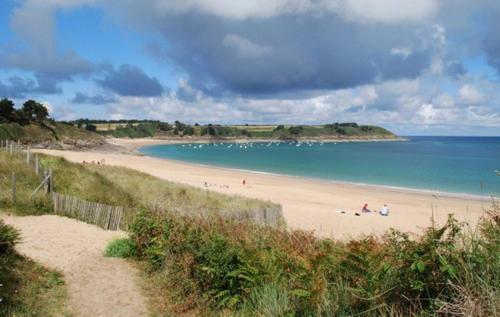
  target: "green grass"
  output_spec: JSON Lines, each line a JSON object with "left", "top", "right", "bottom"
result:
{"left": 104, "top": 238, "right": 136, "bottom": 258}
{"left": 0, "top": 151, "right": 52, "bottom": 215}
{"left": 0, "top": 121, "right": 101, "bottom": 143}
{"left": 0, "top": 220, "right": 69, "bottom": 316}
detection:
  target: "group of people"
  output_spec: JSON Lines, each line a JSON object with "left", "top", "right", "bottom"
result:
{"left": 82, "top": 159, "right": 105, "bottom": 165}
{"left": 361, "top": 203, "right": 389, "bottom": 216}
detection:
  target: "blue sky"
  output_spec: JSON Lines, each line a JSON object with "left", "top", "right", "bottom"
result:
{"left": 0, "top": 0, "right": 499, "bottom": 136}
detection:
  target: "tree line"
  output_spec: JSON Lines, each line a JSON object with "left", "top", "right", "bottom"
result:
{"left": 0, "top": 98, "right": 49, "bottom": 125}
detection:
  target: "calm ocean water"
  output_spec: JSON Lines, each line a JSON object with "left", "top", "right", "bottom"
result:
{"left": 140, "top": 136, "right": 500, "bottom": 196}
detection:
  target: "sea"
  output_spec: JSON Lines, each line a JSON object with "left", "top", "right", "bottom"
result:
{"left": 139, "top": 136, "right": 500, "bottom": 197}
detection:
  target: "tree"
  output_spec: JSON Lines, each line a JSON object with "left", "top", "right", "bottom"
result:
{"left": 21, "top": 100, "right": 49, "bottom": 123}
{"left": 0, "top": 98, "right": 16, "bottom": 122}
{"left": 288, "top": 126, "right": 303, "bottom": 136}
{"left": 85, "top": 124, "right": 97, "bottom": 132}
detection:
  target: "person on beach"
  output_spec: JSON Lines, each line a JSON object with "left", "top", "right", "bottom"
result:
{"left": 243, "top": 179, "right": 246, "bottom": 185}
{"left": 379, "top": 204, "right": 389, "bottom": 216}
{"left": 361, "top": 203, "right": 371, "bottom": 213}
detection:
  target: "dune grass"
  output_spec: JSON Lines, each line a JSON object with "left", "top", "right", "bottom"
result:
{"left": 0, "top": 150, "right": 282, "bottom": 228}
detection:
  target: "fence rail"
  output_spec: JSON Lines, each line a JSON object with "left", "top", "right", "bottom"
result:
{"left": 51, "top": 192, "right": 124, "bottom": 230}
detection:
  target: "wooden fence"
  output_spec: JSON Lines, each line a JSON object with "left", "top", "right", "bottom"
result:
{"left": 151, "top": 205, "right": 283, "bottom": 227}
{"left": 52, "top": 192, "right": 124, "bottom": 230}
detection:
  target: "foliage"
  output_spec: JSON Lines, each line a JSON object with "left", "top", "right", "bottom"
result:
{"left": 0, "top": 220, "right": 20, "bottom": 254}
{"left": 130, "top": 206, "right": 500, "bottom": 316}
{"left": 0, "top": 98, "right": 16, "bottom": 123}
{"left": 21, "top": 100, "right": 49, "bottom": 123}
{"left": 104, "top": 238, "right": 137, "bottom": 258}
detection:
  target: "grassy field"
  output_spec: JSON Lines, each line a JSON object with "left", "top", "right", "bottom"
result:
{"left": 94, "top": 122, "right": 141, "bottom": 131}
{"left": 0, "top": 220, "right": 69, "bottom": 316}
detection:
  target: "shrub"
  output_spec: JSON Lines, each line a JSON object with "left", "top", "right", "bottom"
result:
{"left": 104, "top": 238, "right": 136, "bottom": 258}
{"left": 0, "top": 220, "right": 20, "bottom": 254}
{"left": 129, "top": 206, "right": 499, "bottom": 316}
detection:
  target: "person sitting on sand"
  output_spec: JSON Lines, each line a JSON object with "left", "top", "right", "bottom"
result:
{"left": 361, "top": 203, "right": 371, "bottom": 213}
{"left": 379, "top": 204, "right": 389, "bottom": 216}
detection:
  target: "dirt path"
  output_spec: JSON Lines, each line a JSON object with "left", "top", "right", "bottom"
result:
{"left": 2, "top": 214, "right": 149, "bottom": 317}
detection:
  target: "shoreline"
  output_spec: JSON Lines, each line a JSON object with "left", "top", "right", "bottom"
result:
{"left": 150, "top": 160, "right": 494, "bottom": 201}
{"left": 135, "top": 139, "right": 494, "bottom": 201}
{"left": 35, "top": 145, "right": 493, "bottom": 239}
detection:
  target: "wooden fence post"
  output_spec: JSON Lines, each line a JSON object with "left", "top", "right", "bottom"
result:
{"left": 48, "top": 168, "right": 53, "bottom": 192}
{"left": 26, "top": 146, "right": 31, "bottom": 164}
{"left": 11, "top": 172, "right": 16, "bottom": 203}
{"left": 35, "top": 154, "right": 39, "bottom": 176}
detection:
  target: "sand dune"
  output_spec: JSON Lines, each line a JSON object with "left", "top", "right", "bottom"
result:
{"left": 36, "top": 144, "right": 493, "bottom": 239}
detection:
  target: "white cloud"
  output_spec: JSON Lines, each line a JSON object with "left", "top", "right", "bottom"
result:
{"left": 391, "top": 47, "right": 412, "bottom": 59}
{"left": 337, "top": 0, "right": 438, "bottom": 24}
{"left": 458, "top": 84, "right": 484, "bottom": 104}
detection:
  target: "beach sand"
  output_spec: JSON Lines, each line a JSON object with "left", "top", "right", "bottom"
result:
{"left": 36, "top": 139, "right": 494, "bottom": 239}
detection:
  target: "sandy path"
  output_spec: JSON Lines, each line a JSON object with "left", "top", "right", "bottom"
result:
{"left": 2, "top": 214, "right": 149, "bottom": 317}
{"left": 36, "top": 149, "right": 494, "bottom": 239}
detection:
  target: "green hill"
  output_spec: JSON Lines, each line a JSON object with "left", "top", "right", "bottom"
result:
{"left": 74, "top": 119, "right": 398, "bottom": 140}
{"left": 0, "top": 121, "right": 102, "bottom": 144}
{"left": 0, "top": 98, "right": 101, "bottom": 144}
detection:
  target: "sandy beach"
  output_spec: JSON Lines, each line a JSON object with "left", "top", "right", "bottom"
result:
{"left": 36, "top": 138, "right": 495, "bottom": 239}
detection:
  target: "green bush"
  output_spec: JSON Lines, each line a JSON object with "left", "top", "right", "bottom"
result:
{"left": 129, "top": 206, "right": 499, "bottom": 316}
{"left": 104, "top": 238, "right": 136, "bottom": 258}
{"left": 0, "top": 220, "right": 20, "bottom": 254}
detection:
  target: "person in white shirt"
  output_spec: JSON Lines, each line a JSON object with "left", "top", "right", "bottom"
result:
{"left": 379, "top": 204, "right": 389, "bottom": 216}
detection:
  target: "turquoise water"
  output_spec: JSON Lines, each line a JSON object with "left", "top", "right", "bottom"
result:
{"left": 140, "top": 137, "right": 500, "bottom": 196}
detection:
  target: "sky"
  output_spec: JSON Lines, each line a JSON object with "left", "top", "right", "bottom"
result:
{"left": 0, "top": 0, "right": 499, "bottom": 136}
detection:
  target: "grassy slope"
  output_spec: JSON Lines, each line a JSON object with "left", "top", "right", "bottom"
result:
{"left": 0, "top": 251, "right": 69, "bottom": 316}
{"left": 0, "top": 121, "right": 102, "bottom": 143}
{"left": 0, "top": 151, "right": 281, "bottom": 226}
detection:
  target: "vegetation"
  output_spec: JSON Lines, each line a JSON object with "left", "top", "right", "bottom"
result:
{"left": 69, "top": 119, "right": 396, "bottom": 139}
{"left": 104, "top": 238, "right": 136, "bottom": 258}
{"left": 0, "top": 220, "right": 68, "bottom": 316}
{"left": 0, "top": 98, "right": 101, "bottom": 143}
{"left": 127, "top": 205, "right": 499, "bottom": 316}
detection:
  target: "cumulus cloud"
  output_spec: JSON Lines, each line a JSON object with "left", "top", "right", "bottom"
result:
{"left": 97, "top": 64, "right": 164, "bottom": 97}
{"left": 458, "top": 85, "right": 484, "bottom": 104}
{"left": 114, "top": 3, "right": 433, "bottom": 96}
